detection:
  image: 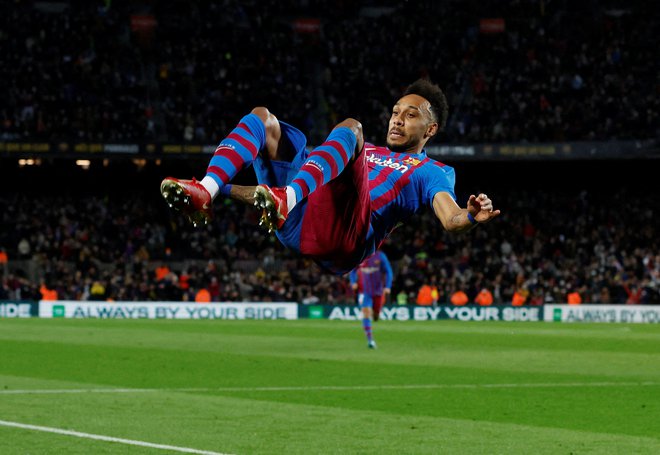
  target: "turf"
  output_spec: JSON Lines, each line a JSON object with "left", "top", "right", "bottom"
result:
{"left": 1, "top": 318, "right": 659, "bottom": 454}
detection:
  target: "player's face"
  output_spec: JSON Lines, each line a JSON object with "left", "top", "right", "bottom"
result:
{"left": 386, "top": 94, "right": 438, "bottom": 153}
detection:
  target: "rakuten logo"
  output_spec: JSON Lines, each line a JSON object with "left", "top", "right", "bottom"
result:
{"left": 366, "top": 154, "right": 409, "bottom": 173}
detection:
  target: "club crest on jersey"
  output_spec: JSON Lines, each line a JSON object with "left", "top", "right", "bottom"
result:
{"left": 366, "top": 154, "right": 409, "bottom": 173}
{"left": 403, "top": 157, "right": 422, "bottom": 166}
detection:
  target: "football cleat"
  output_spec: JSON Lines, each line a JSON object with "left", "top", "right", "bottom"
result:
{"left": 253, "top": 184, "right": 289, "bottom": 233}
{"left": 368, "top": 340, "right": 377, "bottom": 349}
{"left": 160, "top": 177, "right": 212, "bottom": 227}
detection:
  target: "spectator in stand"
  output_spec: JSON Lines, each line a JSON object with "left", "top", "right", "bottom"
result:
{"left": 623, "top": 280, "right": 643, "bottom": 305}
{"left": 475, "top": 288, "right": 493, "bottom": 306}
{"left": 89, "top": 281, "right": 106, "bottom": 301}
{"left": 154, "top": 263, "right": 171, "bottom": 282}
{"left": 17, "top": 238, "right": 30, "bottom": 259}
{"left": 39, "top": 282, "right": 58, "bottom": 301}
{"left": 1, "top": 2, "right": 657, "bottom": 144}
{"left": 512, "top": 288, "right": 529, "bottom": 306}
{"left": 450, "top": 286, "right": 469, "bottom": 306}
{"left": 417, "top": 282, "right": 439, "bottom": 306}
{"left": 0, "top": 247, "right": 7, "bottom": 278}
{"left": 597, "top": 287, "right": 612, "bottom": 304}
{"left": 567, "top": 289, "right": 582, "bottom": 305}
{"left": 195, "top": 287, "right": 211, "bottom": 303}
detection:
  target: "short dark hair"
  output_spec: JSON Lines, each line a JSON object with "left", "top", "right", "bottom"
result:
{"left": 403, "top": 79, "right": 449, "bottom": 130}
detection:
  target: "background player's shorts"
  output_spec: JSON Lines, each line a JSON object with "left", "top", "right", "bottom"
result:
{"left": 357, "top": 293, "right": 373, "bottom": 309}
{"left": 359, "top": 293, "right": 384, "bottom": 318}
{"left": 253, "top": 121, "right": 373, "bottom": 274}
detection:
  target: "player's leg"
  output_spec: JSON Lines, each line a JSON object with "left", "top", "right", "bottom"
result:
{"left": 160, "top": 107, "right": 281, "bottom": 226}
{"left": 288, "top": 119, "right": 364, "bottom": 207}
{"left": 372, "top": 294, "right": 384, "bottom": 322}
{"left": 202, "top": 107, "right": 284, "bottom": 196}
{"left": 253, "top": 118, "right": 371, "bottom": 274}
{"left": 358, "top": 293, "right": 376, "bottom": 349}
{"left": 254, "top": 118, "right": 364, "bottom": 231}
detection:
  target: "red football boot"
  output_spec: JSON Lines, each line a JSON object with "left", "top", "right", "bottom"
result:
{"left": 253, "top": 184, "right": 289, "bottom": 232}
{"left": 160, "top": 177, "right": 212, "bottom": 227}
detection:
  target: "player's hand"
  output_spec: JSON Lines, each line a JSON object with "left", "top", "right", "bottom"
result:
{"left": 467, "top": 193, "right": 501, "bottom": 224}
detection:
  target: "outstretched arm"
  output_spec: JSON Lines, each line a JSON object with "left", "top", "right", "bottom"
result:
{"left": 349, "top": 268, "right": 358, "bottom": 289}
{"left": 379, "top": 251, "right": 393, "bottom": 296}
{"left": 380, "top": 251, "right": 394, "bottom": 293}
{"left": 432, "top": 191, "right": 500, "bottom": 233}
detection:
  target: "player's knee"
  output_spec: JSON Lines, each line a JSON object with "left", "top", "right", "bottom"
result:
{"left": 335, "top": 118, "right": 362, "bottom": 139}
{"left": 334, "top": 118, "right": 364, "bottom": 152}
{"left": 251, "top": 106, "right": 274, "bottom": 129}
{"left": 251, "top": 106, "right": 281, "bottom": 146}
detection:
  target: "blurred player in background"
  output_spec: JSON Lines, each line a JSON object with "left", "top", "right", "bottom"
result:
{"left": 161, "top": 79, "right": 500, "bottom": 275}
{"left": 349, "top": 250, "right": 393, "bottom": 349}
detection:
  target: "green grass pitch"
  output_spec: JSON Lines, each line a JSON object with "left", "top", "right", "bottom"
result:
{"left": 1, "top": 318, "right": 659, "bottom": 454}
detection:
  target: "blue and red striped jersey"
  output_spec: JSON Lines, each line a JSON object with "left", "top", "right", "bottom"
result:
{"left": 365, "top": 143, "right": 456, "bottom": 249}
{"left": 349, "top": 250, "right": 393, "bottom": 296}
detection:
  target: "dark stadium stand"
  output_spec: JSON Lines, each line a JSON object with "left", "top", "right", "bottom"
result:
{"left": 1, "top": 0, "right": 657, "bottom": 144}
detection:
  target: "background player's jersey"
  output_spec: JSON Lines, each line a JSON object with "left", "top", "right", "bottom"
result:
{"left": 365, "top": 143, "right": 456, "bottom": 249}
{"left": 349, "top": 250, "right": 393, "bottom": 296}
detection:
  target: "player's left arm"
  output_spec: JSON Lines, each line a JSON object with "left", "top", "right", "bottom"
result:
{"left": 379, "top": 251, "right": 393, "bottom": 296}
{"left": 348, "top": 268, "right": 358, "bottom": 292}
{"left": 432, "top": 191, "right": 500, "bottom": 233}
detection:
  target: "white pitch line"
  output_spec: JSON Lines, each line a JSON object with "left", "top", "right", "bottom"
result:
{"left": 0, "top": 419, "right": 232, "bottom": 455}
{"left": 0, "top": 381, "right": 659, "bottom": 395}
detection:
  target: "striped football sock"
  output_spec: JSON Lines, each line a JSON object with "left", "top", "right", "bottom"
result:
{"left": 203, "top": 113, "right": 266, "bottom": 197}
{"left": 286, "top": 126, "right": 356, "bottom": 209}
{"left": 362, "top": 317, "right": 373, "bottom": 342}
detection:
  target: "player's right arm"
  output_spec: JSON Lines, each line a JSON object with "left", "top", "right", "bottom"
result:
{"left": 380, "top": 252, "right": 393, "bottom": 296}
{"left": 349, "top": 268, "right": 359, "bottom": 291}
{"left": 432, "top": 192, "right": 500, "bottom": 233}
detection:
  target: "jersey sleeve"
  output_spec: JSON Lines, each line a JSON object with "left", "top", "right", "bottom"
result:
{"left": 379, "top": 251, "right": 393, "bottom": 289}
{"left": 349, "top": 268, "right": 358, "bottom": 286}
{"left": 422, "top": 162, "right": 456, "bottom": 208}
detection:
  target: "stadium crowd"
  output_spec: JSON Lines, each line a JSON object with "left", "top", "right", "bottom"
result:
{"left": 1, "top": 182, "right": 658, "bottom": 305}
{"left": 1, "top": 1, "right": 658, "bottom": 144}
